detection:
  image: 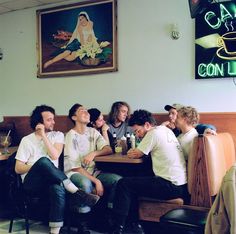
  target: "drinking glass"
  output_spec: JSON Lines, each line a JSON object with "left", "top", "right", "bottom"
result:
{"left": 0, "top": 135, "right": 12, "bottom": 154}
{"left": 114, "top": 140, "right": 122, "bottom": 154}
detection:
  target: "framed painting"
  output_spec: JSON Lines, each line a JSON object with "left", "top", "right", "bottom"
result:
{"left": 36, "top": 0, "right": 117, "bottom": 78}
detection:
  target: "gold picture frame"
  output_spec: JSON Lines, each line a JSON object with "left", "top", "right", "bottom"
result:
{"left": 36, "top": 0, "right": 117, "bottom": 78}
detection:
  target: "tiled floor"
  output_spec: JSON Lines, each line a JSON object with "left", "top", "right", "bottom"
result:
{"left": 0, "top": 218, "right": 163, "bottom": 234}
{"left": 0, "top": 218, "right": 103, "bottom": 234}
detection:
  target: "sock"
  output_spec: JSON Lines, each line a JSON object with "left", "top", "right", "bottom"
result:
{"left": 50, "top": 227, "right": 60, "bottom": 234}
{"left": 62, "top": 179, "right": 78, "bottom": 193}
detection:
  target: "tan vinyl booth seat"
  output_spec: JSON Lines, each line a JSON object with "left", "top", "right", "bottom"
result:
{"left": 188, "top": 133, "right": 236, "bottom": 208}
{"left": 139, "top": 133, "right": 236, "bottom": 222}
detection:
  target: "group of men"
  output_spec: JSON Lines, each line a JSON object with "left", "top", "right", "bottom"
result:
{"left": 15, "top": 103, "right": 214, "bottom": 234}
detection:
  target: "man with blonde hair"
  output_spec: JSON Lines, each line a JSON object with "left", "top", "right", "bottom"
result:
{"left": 176, "top": 106, "right": 216, "bottom": 160}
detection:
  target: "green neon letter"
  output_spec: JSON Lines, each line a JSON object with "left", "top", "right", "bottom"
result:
{"left": 198, "top": 64, "right": 207, "bottom": 77}
{"left": 220, "top": 4, "right": 233, "bottom": 23}
{"left": 214, "top": 63, "right": 224, "bottom": 76}
{"left": 228, "top": 62, "right": 236, "bottom": 76}
{"left": 205, "top": 11, "right": 221, "bottom": 29}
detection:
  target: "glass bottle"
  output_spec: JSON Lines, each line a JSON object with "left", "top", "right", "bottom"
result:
{"left": 112, "top": 132, "right": 117, "bottom": 153}
{"left": 120, "top": 136, "right": 127, "bottom": 155}
{"left": 130, "top": 133, "right": 136, "bottom": 149}
{"left": 126, "top": 132, "right": 132, "bottom": 150}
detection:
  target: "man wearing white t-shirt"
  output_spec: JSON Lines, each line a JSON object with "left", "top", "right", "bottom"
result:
{"left": 64, "top": 103, "right": 122, "bottom": 232}
{"left": 111, "top": 109, "right": 187, "bottom": 234}
{"left": 175, "top": 106, "right": 216, "bottom": 161}
{"left": 175, "top": 106, "right": 199, "bottom": 161}
{"left": 15, "top": 105, "right": 99, "bottom": 234}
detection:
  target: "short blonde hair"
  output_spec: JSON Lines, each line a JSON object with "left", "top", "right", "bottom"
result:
{"left": 177, "top": 106, "right": 199, "bottom": 126}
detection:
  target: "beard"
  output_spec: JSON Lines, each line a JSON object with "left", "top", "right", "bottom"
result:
{"left": 45, "top": 125, "right": 54, "bottom": 132}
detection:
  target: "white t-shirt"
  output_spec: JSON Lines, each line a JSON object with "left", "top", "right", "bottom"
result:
{"left": 64, "top": 127, "right": 108, "bottom": 178}
{"left": 178, "top": 128, "right": 198, "bottom": 161}
{"left": 138, "top": 126, "right": 187, "bottom": 186}
{"left": 15, "top": 131, "right": 64, "bottom": 181}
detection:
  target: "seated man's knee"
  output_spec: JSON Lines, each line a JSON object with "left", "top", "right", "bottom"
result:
{"left": 112, "top": 174, "right": 122, "bottom": 184}
{"left": 70, "top": 173, "right": 93, "bottom": 193}
{"left": 117, "top": 177, "right": 132, "bottom": 190}
{"left": 107, "top": 174, "right": 123, "bottom": 188}
{"left": 36, "top": 157, "right": 52, "bottom": 167}
{"left": 81, "top": 179, "right": 93, "bottom": 192}
{"left": 97, "top": 173, "right": 122, "bottom": 187}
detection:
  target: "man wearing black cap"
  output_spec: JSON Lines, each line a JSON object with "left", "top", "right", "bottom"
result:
{"left": 162, "top": 104, "right": 183, "bottom": 136}
{"left": 162, "top": 103, "right": 216, "bottom": 136}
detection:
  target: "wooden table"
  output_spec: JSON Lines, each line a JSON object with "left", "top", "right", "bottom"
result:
{"left": 0, "top": 146, "right": 18, "bottom": 161}
{"left": 94, "top": 153, "right": 154, "bottom": 177}
{"left": 94, "top": 153, "right": 143, "bottom": 164}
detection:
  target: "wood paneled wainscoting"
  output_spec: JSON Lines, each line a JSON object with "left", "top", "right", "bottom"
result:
{"left": 2, "top": 112, "right": 236, "bottom": 149}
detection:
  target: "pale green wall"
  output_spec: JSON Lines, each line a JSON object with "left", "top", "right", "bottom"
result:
{"left": 0, "top": 0, "right": 236, "bottom": 116}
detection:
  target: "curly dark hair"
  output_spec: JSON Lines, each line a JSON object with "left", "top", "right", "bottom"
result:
{"left": 107, "top": 101, "right": 130, "bottom": 124}
{"left": 128, "top": 109, "right": 156, "bottom": 126}
{"left": 30, "top": 105, "right": 55, "bottom": 130}
{"left": 68, "top": 103, "right": 82, "bottom": 125}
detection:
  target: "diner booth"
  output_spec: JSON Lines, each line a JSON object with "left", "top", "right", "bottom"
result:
{"left": 1, "top": 0, "right": 236, "bottom": 233}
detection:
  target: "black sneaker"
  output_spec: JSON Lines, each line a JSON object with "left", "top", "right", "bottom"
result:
{"left": 71, "top": 189, "right": 100, "bottom": 207}
{"left": 124, "top": 222, "right": 145, "bottom": 234}
{"left": 110, "top": 225, "right": 124, "bottom": 234}
{"left": 77, "top": 221, "right": 91, "bottom": 234}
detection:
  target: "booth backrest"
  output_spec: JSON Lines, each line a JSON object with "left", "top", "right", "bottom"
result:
{"left": 139, "top": 132, "right": 236, "bottom": 222}
{"left": 188, "top": 133, "right": 236, "bottom": 207}
{"left": 2, "top": 112, "right": 236, "bottom": 148}
{"left": 220, "top": 133, "right": 236, "bottom": 171}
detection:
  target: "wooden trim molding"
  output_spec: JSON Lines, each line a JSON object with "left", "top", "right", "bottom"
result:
{"left": 2, "top": 112, "right": 236, "bottom": 148}
{"left": 153, "top": 112, "right": 236, "bottom": 149}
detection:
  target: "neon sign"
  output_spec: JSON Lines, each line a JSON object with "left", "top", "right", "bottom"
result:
{"left": 195, "top": 1, "right": 236, "bottom": 79}
{"left": 204, "top": 4, "right": 233, "bottom": 30}
{"left": 198, "top": 62, "right": 236, "bottom": 77}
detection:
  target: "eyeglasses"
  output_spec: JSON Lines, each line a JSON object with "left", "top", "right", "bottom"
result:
{"left": 133, "top": 127, "right": 143, "bottom": 135}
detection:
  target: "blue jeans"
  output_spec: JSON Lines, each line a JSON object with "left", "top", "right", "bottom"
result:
{"left": 70, "top": 172, "right": 122, "bottom": 213}
{"left": 23, "top": 157, "right": 67, "bottom": 228}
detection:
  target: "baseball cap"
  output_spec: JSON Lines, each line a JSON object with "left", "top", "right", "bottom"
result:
{"left": 164, "top": 104, "right": 183, "bottom": 111}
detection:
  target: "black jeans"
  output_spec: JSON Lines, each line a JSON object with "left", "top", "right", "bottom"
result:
{"left": 23, "top": 157, "right": 67, "bottom": 228}
{"left": 113, "top": 176, "right": 187, "bottom": 226}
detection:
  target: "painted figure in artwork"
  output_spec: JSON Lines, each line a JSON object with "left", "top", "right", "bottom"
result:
{"left": 43, "top": 11, "right": 97, "bottom": 69}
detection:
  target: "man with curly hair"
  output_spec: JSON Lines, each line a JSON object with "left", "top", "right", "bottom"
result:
{"left": 175, "top": 106, "right": 216, "bottom": 161}
{"left": 15, "top": 105, "right": 99, "bottom": 234}
{"left": 110, "top": 109, "right": 187, "bottom": 234}
{"left": 175, "top": 106, "right": 199, "bottom": 161}
{"left": 162, "top": 103, "right": 216, "bottom": 137}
